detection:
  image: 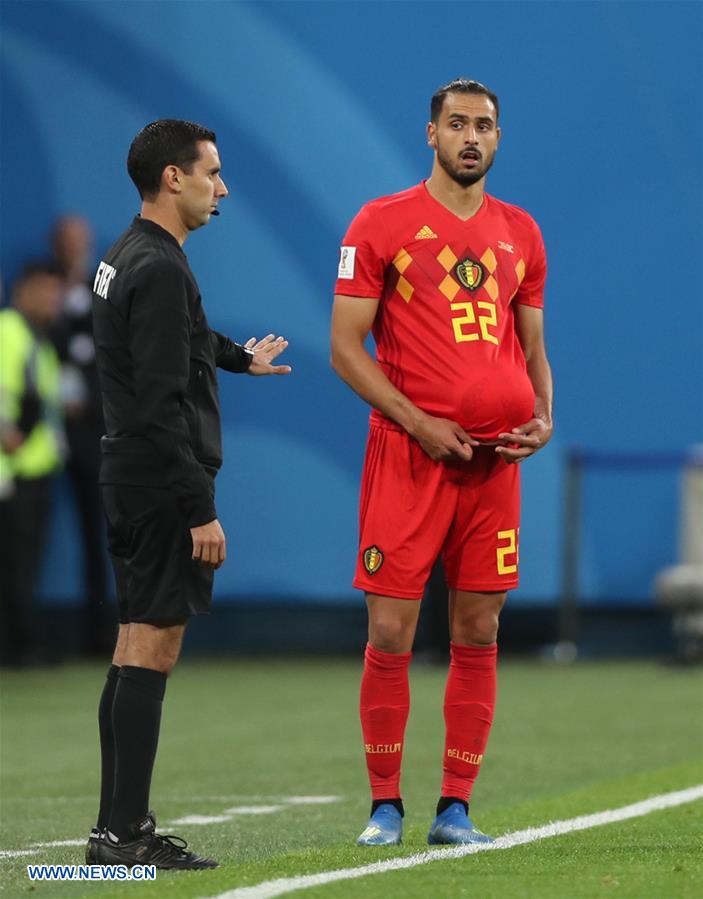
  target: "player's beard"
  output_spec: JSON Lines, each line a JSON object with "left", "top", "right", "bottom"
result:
{"left": 437, "top": 141, "right": 496, "bottom": 187}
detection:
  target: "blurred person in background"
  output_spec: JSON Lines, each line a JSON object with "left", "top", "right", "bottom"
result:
{"left": 51, "top": 214, "right": 113, "bottom": 655}
{"left": 0, "top": 262, "right": 65, "bottom": 666}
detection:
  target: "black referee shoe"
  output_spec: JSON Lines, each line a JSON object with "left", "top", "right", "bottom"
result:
{"left": 85, "top": 828, "right": 104, "bottom": 863}
{"left": 97, "top": 812, "right": 218, "bottom": 870}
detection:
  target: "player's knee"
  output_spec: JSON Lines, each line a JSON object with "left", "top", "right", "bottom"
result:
{"left": 453, "top": 610, "right": 500, "bottom": 645}
{"left": 369, "top": 617, "right": 414, "bottom": 653}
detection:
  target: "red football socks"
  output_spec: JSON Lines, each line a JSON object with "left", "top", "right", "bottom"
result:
{"left": 441, "top": 641, "right": 497, "bottom": 802}
{"left": 359, "top": 643, "right": 411, "bottom": 800}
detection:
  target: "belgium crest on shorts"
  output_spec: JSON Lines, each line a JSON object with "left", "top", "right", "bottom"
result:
{"left": 363, "top": 545, "right": 384, "bottom": 575}
{"left": 456, "top": 257, "right": 484, "bottom": 291}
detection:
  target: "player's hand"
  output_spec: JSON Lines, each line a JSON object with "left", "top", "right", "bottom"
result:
{"left": 244, "top": 334, "right": 292, "bottom": 376}
{"left": 495, "top": 416, "right": 553, "bottom": 464}
{"left": 410, "top": 414, "right": 478, "bottom": 462}
{"left": 190, "top": 518, "right": 226, "bottom": 569}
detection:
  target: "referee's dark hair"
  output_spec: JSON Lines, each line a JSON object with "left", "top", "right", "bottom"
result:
{"left": 127, "top": 119, "right": 217, "bottom": 200}
{"left": 430, "top": 79, "right": 500, "bottom": 123}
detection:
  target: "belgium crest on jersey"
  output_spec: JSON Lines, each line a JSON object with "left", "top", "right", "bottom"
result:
{"left": 456, "top": 257, "right": 484, "bottom": 291}
{"left": 363, "top": 545, "right": 384, "bottom": 575}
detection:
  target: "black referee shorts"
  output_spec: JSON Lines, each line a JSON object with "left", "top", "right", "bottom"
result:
{"left": 102, "top": 484, "right": 214, "bottom": 624}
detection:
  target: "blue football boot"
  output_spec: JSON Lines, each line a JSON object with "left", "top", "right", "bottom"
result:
{"left": 427, "top": 802, "right": 493, "bottom": 845}
{"left": 356, "top": 803, "right": 403, "bottom": 846}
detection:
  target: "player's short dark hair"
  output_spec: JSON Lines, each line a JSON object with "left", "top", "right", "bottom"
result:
{"left": 127, "top": 119, "right": 217, "bottom": 200}
{"left": 430, "top": 79, "right": 500, "bottom": 123}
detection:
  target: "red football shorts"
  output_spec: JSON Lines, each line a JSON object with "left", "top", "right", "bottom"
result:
{"left": 353, "top": 425, "right": 521, "bottom": 599}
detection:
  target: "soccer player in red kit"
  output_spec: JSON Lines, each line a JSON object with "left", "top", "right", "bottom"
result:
{"left": 331, "top": 79, "right": 553, "bottom": 845}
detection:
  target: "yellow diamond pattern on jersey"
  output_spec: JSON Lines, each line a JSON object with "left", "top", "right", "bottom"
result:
{"left": 393, "top": 248, "right": 412, "bottom": 275}
{"left": 481, "top": 247, "right": 497, "bottom": 274}
{"left": 392, "top": 249, "right": 414, "bottom": 302}
{"left": 437, "top": 245, "right": 458, "bottom": 272}
{"left": 483, "top": 275, "right": 499, "bottom": 302}
{"left": 396, "top": 275, "right": 414, "bottom": 303}
{"left": 439, "top": 274, "right": 460, "bottom": 301}
{"left": 515, "top": 258, "right": 525, "bottom": 285}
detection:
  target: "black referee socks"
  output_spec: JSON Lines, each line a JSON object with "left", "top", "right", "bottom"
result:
{"left": 96, "top": 664, "right": 121, "bottom": 830}
{"left": 108, "top": 666, "right": 167, "bottom": 842}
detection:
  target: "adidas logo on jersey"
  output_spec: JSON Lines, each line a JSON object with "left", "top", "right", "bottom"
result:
{"left": 414, "top": 225, "right": 437, "bottom": 240}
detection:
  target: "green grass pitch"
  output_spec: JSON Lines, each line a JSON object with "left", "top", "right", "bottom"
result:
{"left": 1, "top": 657, "right": 702, "bottom": 897}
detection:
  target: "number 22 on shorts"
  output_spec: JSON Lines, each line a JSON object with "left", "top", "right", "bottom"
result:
{"left": 496, "top": 528, "right": 519, "bottom": 575}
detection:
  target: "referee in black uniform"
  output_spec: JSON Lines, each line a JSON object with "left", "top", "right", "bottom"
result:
{"left": 89, "top": 120, "right": 290, "bottom": 869}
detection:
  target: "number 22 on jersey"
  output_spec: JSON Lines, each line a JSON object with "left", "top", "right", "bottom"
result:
{"left": 450, "top": 300, "right": 498, "bottom": 344}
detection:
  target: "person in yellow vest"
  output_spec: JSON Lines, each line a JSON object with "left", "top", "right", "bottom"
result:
{"left": 0, "top": 262, "right": 65, "bottom": 666}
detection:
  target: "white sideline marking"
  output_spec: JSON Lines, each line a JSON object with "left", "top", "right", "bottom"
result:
{"left": 170, "top": 815, "right": 236, "bottom": 826}
{"left": 224, "top": 805, "right": 285, "bottom": 815}
{"left": 32, "top": 839, "right": 86, "bottom": 848}
{"left": 208, "top": 785, "right": 703, "bottom": 899}
{"left": 171, "top": 807, "right": 284, "bottom": 825}
{"left": 0, "top": 797, "right": 344, "bottom": 857}
{"left": 169, "top": 799, "right": 341, "bottom": 827}
{"left": 0, "top": 839, "right": 86, "bottom": 858}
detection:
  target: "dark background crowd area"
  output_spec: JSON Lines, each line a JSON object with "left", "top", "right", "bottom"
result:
{"left": 0, "top": 216, "right": 113, "bottom": 666}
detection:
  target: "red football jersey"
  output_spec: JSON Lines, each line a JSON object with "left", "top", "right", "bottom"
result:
{"left": 335, "top": 182, "right": 547, "bottom": 440}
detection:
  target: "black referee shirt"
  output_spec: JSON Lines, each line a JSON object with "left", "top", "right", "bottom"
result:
{"left": 92, "top": 217, "right": 252, "bottom": 527}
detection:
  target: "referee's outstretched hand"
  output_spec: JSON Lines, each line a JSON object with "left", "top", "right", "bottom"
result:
{"left": 190, "top": 519, "right": 227, "bottom": 569}
{"left": 244, "top": 334, "right": 292, "bottom": 376}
